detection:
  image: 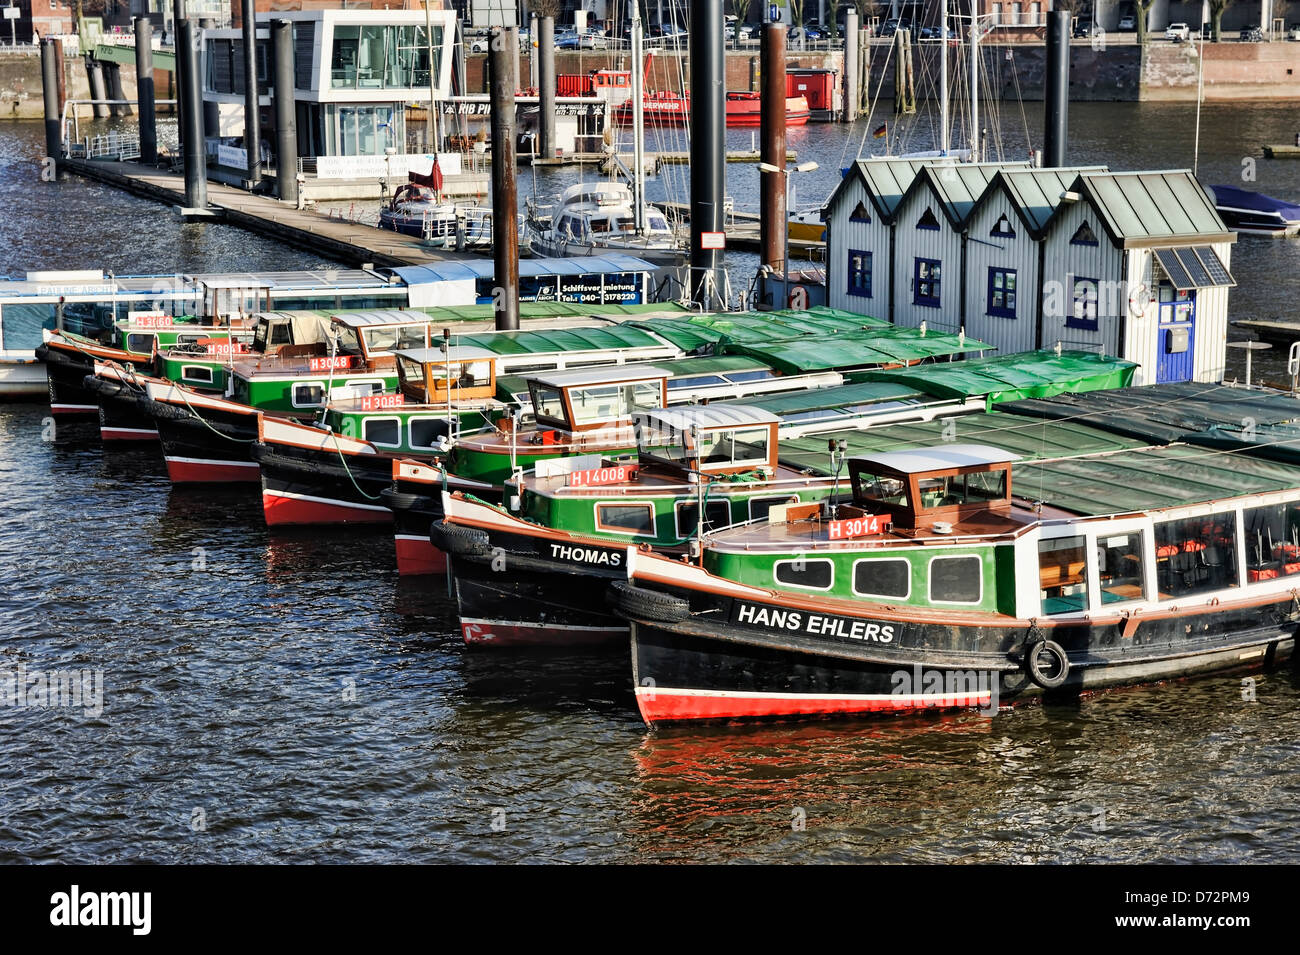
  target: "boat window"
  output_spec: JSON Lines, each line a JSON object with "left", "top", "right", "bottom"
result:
{"left": 855, "top": 471, "right": 909, "bottom": 508}
{"left": 268, "top": 322, "right": 292, "bottom": 346}
{"left": 408, "top": 417, "right": 448, "bottom": 450}
{"left": 853, "top": 558, "right": 911, "bottom": 600}
{"left": 530, "top": 384, "right": 567, "bottom": 422}
{"left": 1038, "top": 536, "right": 1089, "bottom": 614}
{"left": 723, "top": 370, "right": 776, "bottom": 384}
{"left": 928, "top": 555, "right": 982, "bottom": 604}
{"left": 667, "top": 374, "right": 727, "bottom": 391}
{"left": 396, "top": 354, "right": 424, "bottom": 387}
{"left": 1244, "top": 502, "right": 1300, "bottom": 582}
{"left": 675, "top": 499, "right": 732, "bottom": 538}
{"left": 590, "top": 217, "right": 611, "bottom": 233}
{"left": 362, "top": 324, "right": 427, "bottom": 355}
{"left": 176, "top": 334, "right": 206, "bottom": 346}
{"left": 749, "top": 495, "right": 793, "bottom": 521}
{"left": 696, "top": 426, "right": 770, "bottom": 470}
{"left": 126, "top": 333, "right": 156, "bottom": 353}
{"left": 595, "top": 503, "right": 654, "bottom": 536}
{"left": 570, "top": 380, "right": 662, "bottom": 427}
{"left": 181, "top": 365, "right": 215, "bottom": 385}
{"left": 774, "top": 558, "right": 834, "bottom": 591}
{"left": 253, "top": 322, "right": 269, "bottom": 351}
{"left": 1154, "top": 514, "right": 1239, "bottom": 600}
{"left": 431, "top": 361, "right": 490, "bottom": 389}
{"left": 647, "top": 215, "right": 669, "bottom": 231}
{"left": 332, "top": 325, "right": 363, "bottom": 355}
{"left": 916, "top": 470, "right": 1006, "bottom": 509}
{"left": 293, "top": 382, "right": 326, "bottom": 407}
{"left": 363, "top": 416, "right": 401, "bottom": 448}
{"left": 1096, "top": 531, "right": 1146, "bottom": 604}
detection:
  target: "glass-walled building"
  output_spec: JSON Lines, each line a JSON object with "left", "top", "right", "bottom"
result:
{"left": 203, "top": 9, "right": 456, "bottom": 164}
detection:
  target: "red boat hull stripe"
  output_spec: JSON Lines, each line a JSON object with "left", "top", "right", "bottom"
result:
{"left": 165, "top": 457, "right": 260, "bottom": 484}
{"left": 634, "top": 686, "right": 992, "bottom": 723}
{"left": 394, "top": 535, "right": 447, "bottom": 575}
{"left": 262, "top": 490, "right": 392, "bottom": 526}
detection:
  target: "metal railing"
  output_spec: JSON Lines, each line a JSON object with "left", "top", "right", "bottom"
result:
{"left": 86, "top": 131, "right": 140, "bottom": 160}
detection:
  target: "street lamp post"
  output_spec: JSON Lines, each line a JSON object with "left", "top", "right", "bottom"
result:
{"left": 757, "top": 159, "right": 818, "bottom": 306}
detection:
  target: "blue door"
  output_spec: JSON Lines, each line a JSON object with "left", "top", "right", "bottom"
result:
{"left": 1155, "top": 283, "right": 1196, "bottom": 383}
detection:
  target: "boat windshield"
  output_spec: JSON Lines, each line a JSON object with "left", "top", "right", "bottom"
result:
{"left": 569, "top": 381, "right": 662, "bottom": 427}
{"left": 915, "top": 471, "right": 1007, "bottom": 509}
{"left": 647, "top": 214, "right": 669, "bottom": 232}
{"left": 531, "top": 384, "right": 566, "bottom": 423}
{"left": 429, "top": 360, "right": 491, "bottom": 389}
{"left": 362, "top": 324, "right": 429, "bottom": 355}
{"left": 333, "top": 325, "right": 364, "bottom": 356}
{"left": 855, "top": 472, "right": 910, "bottom": 507}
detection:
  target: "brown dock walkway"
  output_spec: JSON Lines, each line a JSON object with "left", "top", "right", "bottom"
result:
{"left": 59, "top": 157, "right": 459, "bottom": 268}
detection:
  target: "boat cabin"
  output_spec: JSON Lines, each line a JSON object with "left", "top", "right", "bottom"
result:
{"left": 634, "top": 405, "right": 781, "bottom": 477}
{"left": 848, "top": 444, "right": 1019, "bottom": 531}
{"left": 394, "top": 345, "right": 498, "bottom": 405}
{"left": 329, "top": 311, "right": 435, "bottom": 366}
{"left": 529, "top": 366, "right": 669, "bottom": 436}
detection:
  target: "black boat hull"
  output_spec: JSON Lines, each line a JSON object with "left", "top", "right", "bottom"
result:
{"left": 434, "top": 521, "right": 629, "bottom": 646}
{"left": 619, "top": 580, "right": 1299, "bottom": 724}
{"left": 83, "top": 374, "right": 159, "bottom": 442}
{"left": 253, "top": 441, "right": 395, "bottom": 526}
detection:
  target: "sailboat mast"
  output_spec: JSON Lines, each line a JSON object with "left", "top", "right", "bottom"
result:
{"left": 940, "top": 0, "right": 949, "bottom": 154}
{"left": 969, "top": 12, "right": 979, "bottom": 161}
{"left": 632, "top": 11, "right": 646, "bottom": 234}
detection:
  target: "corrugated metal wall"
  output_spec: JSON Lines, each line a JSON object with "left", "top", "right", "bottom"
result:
{"left": 827, "top": 177, "right": 891, "bottom": 321}
{"left": 963, "top": 192, "right": 1041, "bottom": 357}
{"left": 891, "top": 187, "right": 963, "bottom": 332}
{"left": 1039, "top": 199, "right": 1124, "bottom": 362}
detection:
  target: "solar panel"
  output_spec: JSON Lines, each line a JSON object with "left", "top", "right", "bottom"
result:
{"left": 1192, "top": 246, "right": 1236, "bottom": 287}
{"left": 1154, "top": 248, "right": 1193, "bottom": 290}
{"left": 1175, "top": 247, "right": 1213, "bottom": 288}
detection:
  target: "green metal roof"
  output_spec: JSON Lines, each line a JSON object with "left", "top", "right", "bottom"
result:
{"left": 454, "top": 324, "right": 673, "bottom": 356}
{"left": 992, "top": 167, "right": 1108, "bottom": 237}
{"left": 631, "top": 308, "right": 891, "bottom": 351}
{"left": 728, "top": 328, "right": 990, "bottom": 375}
{"left": 908, "top": 162, "right": 1032, "bottom": 229}
{"left": 1000, "top": 383, "right": 1300, "bottom": 444}
{"left": 1058, "top": 171, "right": 1236, "bottom": 248}
{"left": 861, "top": 349, "right": 1138, "bottom": 407}
{"left": 779, "top": 412, "right": 1146, "bottom": 476}
{"left": 1013, "top": 444, "right": 1300, "bottom": 516}
{"left": 826, "top": 158, "right": 960, "bottom": 222}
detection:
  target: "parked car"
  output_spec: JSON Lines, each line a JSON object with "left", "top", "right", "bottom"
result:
{"left": 1240, "top": 26, "right": 1265, "bottom": 42}
{"left": 554, "top": 29, "right": 581, "bottom": 49}
{"left": 1072, "top": 19, "right": 1094, "bottom": 38}
{"left": 578, "top": 29, "right": 608, "bottom": 49}
{"left": 791, "top": 26, "right": 823, "bottom": 42}
{"left": 1288, "top": 24, "right": 1300, "bottom": 40}
{"left": 1117, "top": 14, "right": 1136, "bottom": 30}
{"left": 1166, "top": 22, "right": 1190, "bottom": 41}
{"left": 469, "top": 36, "right": 488, "bottom": 53}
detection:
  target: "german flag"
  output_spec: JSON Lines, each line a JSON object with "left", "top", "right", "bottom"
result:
{"left": 873, "top": 123, "right": 887, "bottom": 138}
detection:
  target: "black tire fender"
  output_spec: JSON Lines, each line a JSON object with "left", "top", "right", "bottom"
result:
{"left": 1025, "top": 638, "right": 1070, "bottom": 690}
{"left": 429, "top": 521, "right": 491, "bottom": 558}
{"left": 610, "top": 580, "right": 689, "bottom": 623}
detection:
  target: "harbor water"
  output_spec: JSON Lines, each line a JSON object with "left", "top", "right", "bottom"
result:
{"left": 2, "top": 105, "right": 1300, "bottom": 863}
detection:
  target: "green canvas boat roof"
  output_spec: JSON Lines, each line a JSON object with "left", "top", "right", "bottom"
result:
{"left": 860, "top": 349, "right": 1138, "bottom": 406}
{"left": 737, "top": 380, "right": 925, "bottom": 417}
{"left": 730, "top": 328, "right": 990, "bottom": 375}
{"left": 1013, "top": 444, "right": 1300, "bottom": 517}
{"left": 451, "top": 323, "right": 674, "bottom": 356}
{"left": 778, "top": 412, "right": 1146, "bottom": 476}
{"left": 629, "top": 307, "right": 891, "bottom": 351}
{"left": 999, "top": 383, "right": 1300, "bottom": 444}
